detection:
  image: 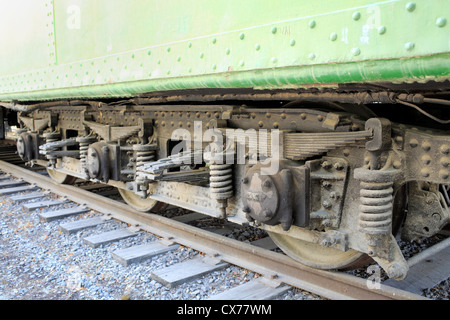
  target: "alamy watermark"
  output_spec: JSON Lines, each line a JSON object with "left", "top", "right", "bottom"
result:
{"left": 366, "top": 265, "right": 381, "bottom": 290}
{"left": 169, "top": 121, "right": 281, "bottom": 175}
{"left": 66, "top": 5, "right": 81, "bottom": 30}
{"left": 66, "top": 265, "right": 82, "bottom": 291}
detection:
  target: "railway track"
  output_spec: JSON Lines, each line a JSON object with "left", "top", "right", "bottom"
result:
{"left": 1, "top": 154, "right": 445, "bottom": 301}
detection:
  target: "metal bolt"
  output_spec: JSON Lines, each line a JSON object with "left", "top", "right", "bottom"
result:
{"left": 436, "top": 17, "right": 447, "bottom": 28}
{"left": 378, "top": 26, "right": 387, "bottom": 35}
{"left": 321, "top": 238, "right": 332, "bottom": 247}
{"left": 439, "top": 170, "right": 449, "bottom": 180}
{"left": 242, "top": 177, "right": 249, "bottom": 184}
{"left": 421, "top": 155, "right": 431, "bottom": 165}
{"left": 351, "top": 48, "right": 361, "bottom": 56}
{"left": 262, "top": 210, "right": 273, "bottom": 219}
{"left": 352, "top": 12, "right": 361, "bottom": 21}
{"left": 405, "top": 2, "right": 416, "bottom": 12}
{"left": 263, "top": 180, "right": 271, "bottom": 188}
{"left": 322, "top": 200, "right": 332, "bottom": 209}
{"left": 404, "top": 42, "right": 415, "bottom": 51}
{"left": 421, "top": 141, "right": 431, "bottom": 151}
{"left": 387, "top": 264, "right": 406, "bottom": 280}
{"left": 321, "top": 161, "right": 331, "bottom": 169}
{"left": 322, "top": 181, "right": 331, "bottom": 188}
{"left": 421, "top": 168, "right": 430, "bottom": 177}
{"left": 329, "top": 191, "right": 339, "bottom": 200}
{"left": 409, "top": 139, "right": 419, "bottom": 148}
{"left": 334, "top": 162, "right": 344, "bottom": 170}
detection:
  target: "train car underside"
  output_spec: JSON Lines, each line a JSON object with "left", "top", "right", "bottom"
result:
{"left": 6, "top": 88, "right": 450, "bottom": 280}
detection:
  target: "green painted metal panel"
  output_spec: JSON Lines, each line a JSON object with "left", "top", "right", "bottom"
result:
{"left": 0, "top": 0, "right": 55, "bottom": 74}
{"left": 0, "top": 0, "right": 449, "bottom": 102}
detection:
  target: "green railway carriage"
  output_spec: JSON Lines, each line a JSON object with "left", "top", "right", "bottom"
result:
{"left": 1, "top": 0, "right": 449, "bottom": 100}
{"left": 0, "top": 0, "right": 449, "bottom": 280}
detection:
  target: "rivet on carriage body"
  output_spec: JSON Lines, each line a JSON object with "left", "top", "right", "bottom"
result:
{"left": 405, "top": 42, "right": 415, "bottom": 51}
{"left": 406, "top": 2, "right": 416, "bottom": 12}
{"left": 436, "top": 17, "right": 447, "bottom": 27}
{"left": 378, "top": 26, "right": 387, "bottom": 35}
{"left": 352, "top": 11, "right": 361, "bottom": 21}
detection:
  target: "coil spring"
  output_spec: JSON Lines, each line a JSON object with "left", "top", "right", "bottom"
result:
{"left": 133, "top": 144, "right": 156, "bottom": 167}
{"left": 79, "top": 142, "right": 89, "bottom": 171}
{"left": 358, "top": 180, "right": 394, "bottom": 235}
{"left": 210, "top": 163, "right": 233, "bottom": 200}
{"left": 44, "top": 133, "right": 59, "bottom": 144}
{"left": 43, "top": 132, "right": 60, "bottom": 160}
{"left": 76, "top": 136, "right": 97, "bottom": 175}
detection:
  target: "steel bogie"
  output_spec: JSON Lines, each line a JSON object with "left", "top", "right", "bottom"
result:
{"left": 7, "top": 101, "right": 448, "bottom": 281}
{"left": 0, "top": 0, "right": 449, "bottom": 286}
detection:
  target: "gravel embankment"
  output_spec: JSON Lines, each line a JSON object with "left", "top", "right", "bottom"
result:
{"left": 0, "top": 180, "right": 448, "bottom": 300}
{"left": 0, "top": 191, "right": 320, "bottom": 300}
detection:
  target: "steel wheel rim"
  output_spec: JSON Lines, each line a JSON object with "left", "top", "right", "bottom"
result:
{"left": 118, "top": 188, "right": 166, "bottom": 213}
{"left": 46, "top": 168, "right": 77, "bottom": 185}
{"left": 268, "top": 231, "right": 366, "bottom": 270}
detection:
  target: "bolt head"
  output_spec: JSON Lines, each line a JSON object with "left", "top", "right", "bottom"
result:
{"left": 262, "top": 210, "right": 273, "bottom": 219}
{"left": 436, "top": 17, "right": 447, "bottom": 27}
{"left": 321, "top": 161, "right": 331, "bottom": 169}
{"left": 263, "top": 180, "right": 271, "bottom": 188}
{"left": 405, "top": 2, "right": 416, "bottom": 12}
{"left": 322, "top": 200, "right": 332, "bottom": 209}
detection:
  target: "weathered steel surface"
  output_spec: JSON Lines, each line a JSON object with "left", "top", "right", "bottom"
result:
{"left": 0, "top": 0, "right": 449, "bottom": 101}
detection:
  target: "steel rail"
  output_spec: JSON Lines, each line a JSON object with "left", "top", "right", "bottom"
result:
{"left": 0, "top": 160, "right": 428, "bottom": 300}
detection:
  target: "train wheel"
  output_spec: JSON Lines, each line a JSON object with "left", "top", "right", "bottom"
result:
{"left": 118, "top": 188, "right": 167, "bottom": 213}
{"left": 267, "top": 232, "right": 368, "bottom": 270}
{"left": 268, "top": 185, "right": 408, "bottom": 270}
{"left": 46, "top": 168, "right": 77, "bottom": 185}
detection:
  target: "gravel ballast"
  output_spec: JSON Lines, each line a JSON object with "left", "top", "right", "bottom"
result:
{"left": 0, "top": 186, "right": 448, "bottom": 300}
{"left": 0, "top": 191, "right": 319, "bottom": 300}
